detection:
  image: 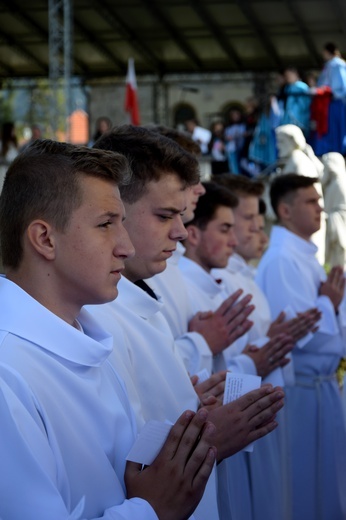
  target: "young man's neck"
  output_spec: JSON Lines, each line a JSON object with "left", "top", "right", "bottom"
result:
{"left": 234, "top": 250, "right": 250, "bottom": 264}
{"left": 281, "top": 222, "right": 311, "bottom": 242}
{"left": 6, "top": 268, "right": 80, "bottom": 327}
{"left": 184, "top": 249, "right": 211, "bottom": 274}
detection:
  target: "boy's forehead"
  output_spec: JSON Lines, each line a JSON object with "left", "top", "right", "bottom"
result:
{"left": 141, "top": 173, "right": 186, "bottom": 198}
{"left": 79, "top": 174, "right": 120, "bottom": 195}
{"left": 208, "top": 205, "right": 234, "bottom": 225}
{"left": 296, "top": 185, "right": 319, "bottom": 200}
{"left": 234, "top": 194, "right": 259, "bottom": 211}
{"left": 78, "top": 176, "right": 123, "bottom": 210}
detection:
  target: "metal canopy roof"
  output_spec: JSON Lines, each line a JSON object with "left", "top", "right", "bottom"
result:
{"left": 0, "top": 0, "right": 345, "bottom": 79}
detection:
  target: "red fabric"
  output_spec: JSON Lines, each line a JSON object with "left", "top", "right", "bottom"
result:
{"left": 310, "top": 86, "right": 332, "bottom": 137}
{"left": 124, "top": 59, "right": 140, "bottom": 126}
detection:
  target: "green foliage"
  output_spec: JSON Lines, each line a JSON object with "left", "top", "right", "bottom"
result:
{"left": 0, "top": 79, "right": 68, "bottom": 141}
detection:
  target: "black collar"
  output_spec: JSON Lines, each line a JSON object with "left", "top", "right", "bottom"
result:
{"left": 134, "top": 279, "right": 158, "bottom": 300}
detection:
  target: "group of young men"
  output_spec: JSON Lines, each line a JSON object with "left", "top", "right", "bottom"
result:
{"left": 0, "top": 124, "right": 345, "bottom": 520}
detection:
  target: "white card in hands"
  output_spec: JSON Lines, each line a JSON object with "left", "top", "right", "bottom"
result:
{"left": 126, "top": 420, "right": 172, "bottom": 466}
{"left": 223, "top": 371, "right": 262, "bottom": 452}
{"left": 195, "top": 368, "right": 210, "bottom": 384}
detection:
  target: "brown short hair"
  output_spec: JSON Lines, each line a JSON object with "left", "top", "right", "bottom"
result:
{"left": 270, "top": 173, "right": 319, "bottom": 218}
{"left": 0, "top": 139, "right": 131, "bottom": 269}
{"left": 93, "top": 124, "right": 200, "bottom": 204}
{"left": 187, "top": 182, "right": 238, "bottom": 231}
{"left": 212, "top": 173, "right": 265, "bottom": 197}
{"left": 146, "top": 124, "right": 202, "bottom": 155}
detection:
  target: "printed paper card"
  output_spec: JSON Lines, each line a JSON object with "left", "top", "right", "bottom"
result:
{"left": 223, "top": 371, "right": 262, "bottom": 452}
{"left": 195, "top": 368, "right": 210, "bottom": 384}
{"left": 126, "top": 420, "right": 172, "bottom": 466}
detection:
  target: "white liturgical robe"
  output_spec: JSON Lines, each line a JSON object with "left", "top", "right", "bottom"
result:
{"left": 178, "top": 255, "right": 256, "bottom": 375}
{"left": 180, "top": 255, "right": 285, "bottom": 520}
{"left": 213, "top": 253, "right": 289, "bottom": 520}
{"left": 150, "top": 242, "right": 214, "bottom": 375}
{"left": 214, "top": 254, "right": 271, "bottom": 339}
{"left": 0, "top": 278, "right": 158, "bottom": 520}
{"left": 178, "top": 255, "right": 257, "bottom": 520}
{"left": 87, "top": 275, "right": 219, "bottom": 520}
{"left": 256, "top": 225, "right": 346, "bottom": 520}
{"left": 213, "top": 254, "right": 285, "bottom": 387}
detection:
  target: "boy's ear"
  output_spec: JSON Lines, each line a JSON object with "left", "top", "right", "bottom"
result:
{"left": 186, "top": 224, "right": 201, "bottom": 247}
{"left": 277, "top": 201, "right": 292, "bottom": 222}
{"left": 26, "top": 220, "right": 57, "bottom": 260}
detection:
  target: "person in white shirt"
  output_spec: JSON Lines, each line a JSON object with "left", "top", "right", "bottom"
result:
{"left": 256, "top": 173, "right": 346, "bottom": 520}
{"left": 209, "top": 176, "right": 320, "bottom": 520}
{"left": 148, "top": 128, "right": 255, "bottom": 377}
{"left": 185, "top": 118, "right": 212, "bottom": 155}
{"left": 90, "top": 125, "right": 286, "bottom": 520}
{"left": 180, "top": 181, "right": 296, "bottom": 520}
{"left": 212, "top": 174, "right": 321, "bottom": 367}
{"left": 0, "top": 139, "right": 218, "bottom": 520}
{"left": 273, "top": 124, "right": 326, "bottom": 265}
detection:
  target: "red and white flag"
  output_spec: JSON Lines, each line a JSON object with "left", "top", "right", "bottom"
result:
{"left": 124, "top": 58, "right": 140, "bottom": 126}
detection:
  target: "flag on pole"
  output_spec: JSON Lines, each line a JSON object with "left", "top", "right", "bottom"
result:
{"left": 124, "top": 58, "right": 140, "bottom": 126}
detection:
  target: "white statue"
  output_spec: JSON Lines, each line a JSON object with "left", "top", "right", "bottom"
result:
{"left": 321, "top": 152, "right": 346, "bottom": 268}
{"left": 276, "top": 124, "right": 324, "bottom": 176}
{"left": 272, "top": 124, "right": 326, "bottom": 264}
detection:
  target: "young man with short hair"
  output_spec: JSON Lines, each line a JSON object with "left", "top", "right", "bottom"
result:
{"left": 178, "top": 181, "right": 292, "bottom": 520}
{"left": 209, "top": 176, "right": 320, "bottom": 520}
{"left": 0, "top": 139, "right": 217, "bottom": 520}
{"left": 90, "top": 125, "right": 286, "bottom": 520}
{"left": 149, "top": 128, "right": 254, "bottom": 377}
{"left": 256, "top": 173, "right": 346, "bottom": 520}
{"left": 180, "top": 182, "right": 293, "bottom": 378}
{"left": 212, "top": 174, "right": 320, "bottom": 358}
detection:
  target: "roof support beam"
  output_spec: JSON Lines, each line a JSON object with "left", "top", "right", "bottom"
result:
{"left": 0, "top": 57, "right": 15, "bottom": 76}
{"left": 330, "top": 0, "right": 346, "bottom": 43}
{"left": 140, "top": 0, "right": 204, "bottom": 70}
{"left": 0, "top": 27, "right": 47, "bottom": 73}
{"left": 94, "top": 0, "right": 165, "bottom": 75}
{"left": 284, "top": 0, "right": 321, "bottom": 67}
{"left": 0, "top": 0, "right": 88, "bottom": 74}
{"left": 188, "top": 0, "right": 243, "bottom": 70}
{"left": 235, "top": 0, "right": 283, "bottom": 69}
{"left": 48, "top": 0, "right": 73, "bottom": 138}
{"left": 73, "top": 19, "right": 126, "bottom": 74}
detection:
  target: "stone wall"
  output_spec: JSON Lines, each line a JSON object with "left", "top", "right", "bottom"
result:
{"left": 87, "top": 72, "right": 273, "bottom": 135}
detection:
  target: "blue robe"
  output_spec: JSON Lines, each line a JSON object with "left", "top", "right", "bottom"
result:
{"left": 256, "top": 226, "right": 346, "bottom": 520}
{"left": 281, "top": 81, "right": 311, "bottom": 137}
{"left": 311, "top": 57, "right": 346, "bottom": 155}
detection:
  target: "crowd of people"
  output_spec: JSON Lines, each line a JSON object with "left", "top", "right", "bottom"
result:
{"left": 0, "top": 120, "right": 345, "bottom": 520}
{"left": 186, "top": 41, "right": 346, "bottom": 179}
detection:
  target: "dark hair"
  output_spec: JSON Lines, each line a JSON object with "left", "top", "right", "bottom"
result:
{"left": 270, "top": 173, "right": 319, "bottom": 218}
{"left": 146, "top": 124, "right": 202, "bottom": 155}
{"left": 324, "top": 42, "right": 338, "bottom": 56}
{"left": 259, "top": 198, "right": 267, "bottom": 215}
{"left": 284, "top": 66, "right": 300, "bottom": 73}
{"left": 212, "top": 173, "right": 264, "bottom": 197}
{"left": 0, "top": 139, "right": 130, "bottom": 269}
{"left": 187, "top": 182, "right": 238, "bottom": 230}
{"left": 94, "top": 124, "right": 200, "bottom": 204}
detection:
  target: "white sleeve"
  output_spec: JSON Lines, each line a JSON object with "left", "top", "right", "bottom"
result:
{"left": 225, "top": 353, "right": 257, "bottom": 375}
{"left": 175, "top": 332, "right": 213, "bottom": 375}
{"left": 256, "top": 255, "right": 339, "bottom": 336}
{"left": 220, "top": 335, "right": 257, "bottom": 375}
{"left": 0, "top": 376, "right": 158, "bottom": 520}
